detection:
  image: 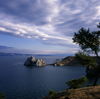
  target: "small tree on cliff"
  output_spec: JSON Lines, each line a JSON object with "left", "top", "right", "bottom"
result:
{"left": 72, "top": 22, "right": 100, "bottom": 86}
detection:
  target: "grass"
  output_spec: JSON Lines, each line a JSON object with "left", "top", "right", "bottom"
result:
{"left": 44, "top": 86, "right": 100, "bottom": 99}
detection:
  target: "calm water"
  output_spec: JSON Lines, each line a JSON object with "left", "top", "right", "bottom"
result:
{"left": 0, "top": 56, "right": 99, "bottom": 99}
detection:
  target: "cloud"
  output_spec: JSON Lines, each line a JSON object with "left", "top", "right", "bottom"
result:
{"left": 0, "top": 20, "right": 75, "bottom": 47}
{"left": 0, "top": 0, "right": 100, "bottom": 47}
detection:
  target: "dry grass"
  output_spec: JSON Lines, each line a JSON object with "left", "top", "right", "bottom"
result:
{"left": 44, "top": 86, "right": 100, "bottom": 99}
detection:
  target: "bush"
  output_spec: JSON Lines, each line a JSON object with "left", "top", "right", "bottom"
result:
{"left": 66, "top": 76, "right": 88, "bottom": 89}
{"left": 48, "top": 90, "right": 57, "bottom": 95}
{"left": 0, "top": 92, "right": 5, "bottom": 99}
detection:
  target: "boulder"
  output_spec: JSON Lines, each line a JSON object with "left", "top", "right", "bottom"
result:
{"left": 24, "top": 56, "right": 46, "bottom": 66}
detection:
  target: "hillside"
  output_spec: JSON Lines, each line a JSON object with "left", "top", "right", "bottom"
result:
{"left": 44, "top": 86, "right": 100, "bottom": 99}
{"left": 53, "top": 56, "right": 100, "bottom": 66}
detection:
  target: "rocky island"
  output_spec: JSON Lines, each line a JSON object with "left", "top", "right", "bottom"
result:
{"left": 24, "top": 56, "right": 100, "bottom": 76}
{"left": 24, "top": 56, "right": 46, "bottom": 66}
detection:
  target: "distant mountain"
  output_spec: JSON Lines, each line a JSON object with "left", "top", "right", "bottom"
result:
{"left": 0, "top": 52, "right": 32, "bottom": 56}
{"left": 0, "top": 52, "right": 74, "bottom": 57}
{"left": 0, "top": 52, "right": 51, "bottom": 56}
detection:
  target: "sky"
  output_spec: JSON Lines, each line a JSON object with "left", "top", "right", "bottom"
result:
{"left": 0, "top": 0, "right": 100, "bottom": 54}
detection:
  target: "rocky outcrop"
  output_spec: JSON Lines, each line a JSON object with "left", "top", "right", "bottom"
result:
{"left": 24, "top": 56, "right": 35, "bottom": 66}
{"left": 53, "top": 56, "right": 81, "bottom": 66}
{"left": 35, "top": 59, "right": 46, "bottom": 66}
{"left": 53, "top": 56, "right": 100, "bottom": 66}
{"left": 53, "top": 56, "right": 100, "bottom": 76}
{"left": 24, "top": 56, "right": 46, "bottom": 66}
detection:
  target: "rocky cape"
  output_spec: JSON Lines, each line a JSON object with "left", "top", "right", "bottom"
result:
{"left": 53, "top": 56, "right": 81, "bottom": 66}
{"left": 53, "top": 56, "right": 100, "bottom": 76}
{"left": 24, "top": 56, "right": 46, "bottom": 66}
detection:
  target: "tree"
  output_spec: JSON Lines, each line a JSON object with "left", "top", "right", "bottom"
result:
{"left": 72, "top": 23, "right": 100, "bottom": 86}
{"left": 66, "top": 76, "right": 88, "bottom": 89}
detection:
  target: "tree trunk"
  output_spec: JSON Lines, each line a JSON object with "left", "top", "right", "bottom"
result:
{"left": 95, "top": 52, "right": 100, "bottom": 59}
{"left": 93, "top": 73, "right": 100, "bottom": 86}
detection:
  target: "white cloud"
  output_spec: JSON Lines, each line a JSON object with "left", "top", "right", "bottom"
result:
{"left": 0, "top": 19, "right": 74, "bottom": 46}
{"left": 0, "top": 0, "right": 100, "bottom": 48}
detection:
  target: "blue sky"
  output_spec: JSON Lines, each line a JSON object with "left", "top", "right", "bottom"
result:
{"left": 0, "top": 0, "right": 100, "bottom": 54}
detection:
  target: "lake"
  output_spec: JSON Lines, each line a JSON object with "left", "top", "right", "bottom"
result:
{"left": 0, "top": 56, "right": 99, "bottom": 99}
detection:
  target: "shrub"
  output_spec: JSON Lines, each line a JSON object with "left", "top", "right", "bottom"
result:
{"left": 0, "top": 92, "right": 5, "bottom": 99}
{"left": 66, "top": 76, "right": 88, "bottom": 89}
{"left": 48, "top": 90, "right": 57, "bottom": 95}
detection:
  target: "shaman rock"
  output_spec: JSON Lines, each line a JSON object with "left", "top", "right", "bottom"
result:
{"left": 24, "top": 56, "right": 46, "bottom": 66}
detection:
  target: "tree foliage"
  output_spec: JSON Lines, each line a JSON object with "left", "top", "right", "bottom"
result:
{"left": 48, "top": 90, "right": 57, "bottom": 95}
{"left": 72, "top": 23, "right": 100, "bottom": 58}
{"left": 66, "top": 76, "right": 88, "bottom": 89}
{"left": 72, "top": 22, "right": 100, "bottom": 86}
{"left": 75, "top": 51, "right": 97, "bottom": 67}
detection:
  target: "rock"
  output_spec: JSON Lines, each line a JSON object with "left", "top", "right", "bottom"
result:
{"left": 36, "top": 59, "right": 46, "bottom": 66}
{"left": 24, "top": 56, "right": 46, "bottom": 66}
{"left": 54, "top": 63, "right": 64, "bottom": 66}
{"left": 24, "top": 56, "right": 36, "bottom": 66}
{"left": 58, "top": 64, "right": 64, "bottom": 66}
{"left": 54, "top": 64, "right": 57, "bottom": 66}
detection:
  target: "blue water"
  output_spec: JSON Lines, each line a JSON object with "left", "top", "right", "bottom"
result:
{"left": 0, "top": 56, "right": 98, "bottom": 99}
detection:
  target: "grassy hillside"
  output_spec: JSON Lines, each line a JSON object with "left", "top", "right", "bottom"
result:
{"left": 44, "top": 86, "right": 100, "bottom": 99}
{"left": 53, "top": 56, "right": 100, "bottom": 66}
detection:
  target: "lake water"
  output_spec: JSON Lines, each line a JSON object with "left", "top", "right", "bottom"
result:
{"left": 0, "top": 56, "right": 99, "bottom": 99}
